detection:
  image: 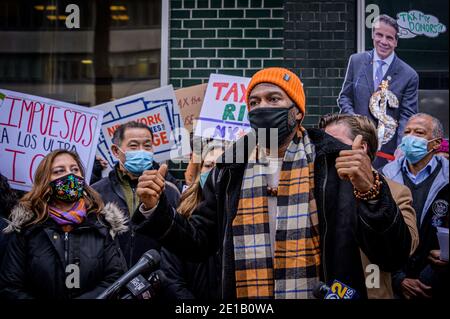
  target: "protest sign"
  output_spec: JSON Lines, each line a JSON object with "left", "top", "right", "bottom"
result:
{"left": 94, "top": 85, "right": 189, "bottom": 168}
{"left": 194, "top": 74, "right": 251, "bottom": 141}
{"left": 397, "top": 10, "right": 447, "bottom": 39}
{"left": 0, "top": 89, "right": 104, "bottom": 191}
{"left": 175, "top": 83, "right": 207, "bottom": 133}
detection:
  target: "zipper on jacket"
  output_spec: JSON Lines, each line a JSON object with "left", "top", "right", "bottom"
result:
{"left": 130, "top": 187, "right": 137, "bottom": 266}
{"left": 64, "top": 231, "right": 71, "bottom": 299}
{"left": 321, "top": 158, "right": 329, "bottom": 283}
{"left": 64, "top": 232, "right": 69, "bottom": 267}
{"left": 131, "top": 186, "right": 137, "bottom": 213}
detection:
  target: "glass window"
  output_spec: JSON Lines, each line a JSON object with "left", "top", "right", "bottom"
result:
{"left": 0, "top": 0, "right": 164, "bottom": 106}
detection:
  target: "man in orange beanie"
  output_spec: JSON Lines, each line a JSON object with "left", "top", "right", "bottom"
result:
{"left": 133, "top": 67, "right": 412, "bottom": 299}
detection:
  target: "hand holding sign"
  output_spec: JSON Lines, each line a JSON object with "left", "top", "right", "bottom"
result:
{"left": 137, "top": 164, "right": 168, "bottom": 210}
{"left": 335, "top": 135, "right": 374, "bottom": 193}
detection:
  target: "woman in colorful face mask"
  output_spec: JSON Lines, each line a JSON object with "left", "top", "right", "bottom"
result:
{"left": 160, "top": 142, "right": 224, "bottom": 300}
{"left": 0, "top": 150, "right": 128, "bottom": 299}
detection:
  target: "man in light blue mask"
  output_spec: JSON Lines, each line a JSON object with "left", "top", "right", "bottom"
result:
{"left": 92, "top": 121, "right": 181, "bottom": 269}
{"left": 383, "top": 113, "right": 449, "bottom": 299}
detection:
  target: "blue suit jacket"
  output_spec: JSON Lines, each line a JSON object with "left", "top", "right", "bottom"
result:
{"left": 338, "top": 50, "right": 419, "bottom": 166}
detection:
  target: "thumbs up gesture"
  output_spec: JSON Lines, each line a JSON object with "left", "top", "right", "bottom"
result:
{"left": 335, "top": 135, "right": 375, "bottom": 193}
{"left": 137, "top": 164, "right": 168, "bottom": 210}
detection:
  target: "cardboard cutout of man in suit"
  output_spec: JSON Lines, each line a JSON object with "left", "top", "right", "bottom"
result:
{"left": 338, "top": 14, "right": 419, "bottom": 168}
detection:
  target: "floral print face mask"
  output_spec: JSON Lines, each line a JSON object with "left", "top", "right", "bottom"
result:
{"left": 50, "top": 173, "right": 85, "bottom": 203}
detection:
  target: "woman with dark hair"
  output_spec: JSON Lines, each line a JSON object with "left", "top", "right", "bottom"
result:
{"left": 161, "top": 142, "right": 224, "bottom": 300}
{"left": 0, "top": 150, "right": 128, "bottom": 299}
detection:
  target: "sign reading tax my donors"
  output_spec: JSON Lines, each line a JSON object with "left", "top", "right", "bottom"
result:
{"left": 194, "top": 74, "right": 251, "bottom": 141}
{"left": 0, "top": 89, "right": 104, "bottom": 191}
{"left": 94, "top": 85, "right": 187, "bottom": 167}
{"left": 397, "top": 10, "right": 447, "bottom": 39}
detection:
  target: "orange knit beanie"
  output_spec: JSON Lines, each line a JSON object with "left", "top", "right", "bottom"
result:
{"left": 246, "top": 67, "right": 305, "bottom": 115}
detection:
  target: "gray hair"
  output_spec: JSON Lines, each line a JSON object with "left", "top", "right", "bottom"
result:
{"left": 409, "top": 113, "right": 444, "bottom": 139}
{"left": 372, "top": 14, "right": 399, "bottom": 40}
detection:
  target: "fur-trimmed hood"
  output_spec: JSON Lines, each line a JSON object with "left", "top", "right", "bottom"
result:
{"left": 3, "top": 202, "right": 128, "bottom": 239}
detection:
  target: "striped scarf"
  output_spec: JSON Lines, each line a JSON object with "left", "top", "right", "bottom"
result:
{"left": 48, "top": 198, "right": 87, "bottom": 227}
{"left": 232, "top": 127, "right": 321, "bottom": 299}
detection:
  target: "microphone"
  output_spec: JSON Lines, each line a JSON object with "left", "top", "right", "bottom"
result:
{"left": 122, "top": 270, "right": 167, "bottom": 299}
{"left": 313, "top": 280, "right": 359, "bottom": 299}
{"left": 97, "top": 249, "right": 161, "bottom": 299}
{"left": 122, "top": 274, "right": 153, "bottom": 299}
{"left": 313, "top": 281, "right": 331, "bottom": 299}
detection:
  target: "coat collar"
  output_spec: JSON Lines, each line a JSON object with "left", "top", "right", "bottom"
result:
{"left": 4, "top": 202, "right": 128, "bottom": 239}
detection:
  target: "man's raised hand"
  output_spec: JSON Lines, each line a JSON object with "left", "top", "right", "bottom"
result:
{"left": 136, "top": 164, "right": 168, "bottom": 210}
{"left": 335, "top": 135, "right": 375, "bottom": 193}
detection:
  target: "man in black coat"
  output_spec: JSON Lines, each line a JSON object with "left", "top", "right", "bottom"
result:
{"left": 92, "top": 121, "right": 180, "bottom": 268}
{"left": 133, "top": 67, "right": 412, "bottom": 299}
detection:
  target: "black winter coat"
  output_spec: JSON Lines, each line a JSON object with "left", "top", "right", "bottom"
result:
{"left": 160, "top": 248, "right": 220, "bottom": 300}
{"left": 393, "top": 183, "right": 449, "bottom": 297}
{"left": 134, "top": 129, "right": 412, "bottom": 299}
{"left": 0, "top": 218, "right": 10, "bottom": 267}
{"left": 0, "top": 203, "right": 128, "bottom": 299}
{"left": 92, "top": 163, "right": 181, "bottom": 268}
{"left": 414, "top": 184, "right": 449, "bottom": 277}
{"left": 160, "top": 171, "right": 221, "bottom": 300}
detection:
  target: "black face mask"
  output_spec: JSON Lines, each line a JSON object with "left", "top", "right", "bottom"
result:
{"left": 248, "top": 105, "right": 297, "bottom": 147}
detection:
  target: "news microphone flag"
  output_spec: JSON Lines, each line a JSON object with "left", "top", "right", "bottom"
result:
{"left": 324, "top": 280, "right": 358, "bottom": 299}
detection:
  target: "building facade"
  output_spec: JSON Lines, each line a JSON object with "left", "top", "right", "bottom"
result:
{"left": 0, "top": 0, "right": 448, "bottom": 179}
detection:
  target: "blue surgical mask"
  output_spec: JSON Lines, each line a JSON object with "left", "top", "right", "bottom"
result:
{"left": 399, "top": 135, "right": 434, "bottom": 164}
{"left": 119, "top": 148, "right": 154, "bottom": 176}
{"left": 199, "top": 170, "right": 211, "bottom": 189}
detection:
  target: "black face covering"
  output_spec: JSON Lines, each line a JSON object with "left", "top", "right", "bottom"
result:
{"left": 248, "top": 104, "right": 297, "bottom": 147}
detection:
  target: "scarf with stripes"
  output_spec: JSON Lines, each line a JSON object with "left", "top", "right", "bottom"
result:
{"left": 48, "top": 198, "right": 87, "bottom": 226}
{"left": 232, "top": 127, "right": 321, "bottom": 299}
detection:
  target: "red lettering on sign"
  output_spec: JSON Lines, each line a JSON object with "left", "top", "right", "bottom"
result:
{"left": 0, "top": 97, "right": 21, "bottom": 128}
{"left": 48, "top": 106, "right": 60, "bottom": 137}
{"left": 240, "top": 84, "right": 247, "bottom": 103}
{"left": 223, "top": 83, "right": 239, "bottom": 102}
{"left": 4, "top": 148, "right": 26, "bottom": 184}
{"left": 30, "top": 153, "right": 45, "bottom": 183}
{"left": 213, "top": 82, "right": 229, "bottom": 100}
{"left": 152, "top": 131, "right": 168, "bottom": 147}
{"left": 82, "top": 115, "right": 97, "bottom": 147}
{"left": 60, "top": 109, "right": 71, "bottom": 139}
